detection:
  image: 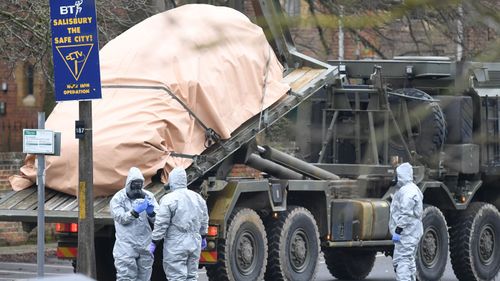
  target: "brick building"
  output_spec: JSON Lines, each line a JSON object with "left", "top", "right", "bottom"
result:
{"left": 0, "top": 152, "right": 57, "bottom": 246}
{"left": 0, "top": 62, "right": 46, "bottom": 152}
{"left": 0, "top": 61, "right": 51, "bottom": 245}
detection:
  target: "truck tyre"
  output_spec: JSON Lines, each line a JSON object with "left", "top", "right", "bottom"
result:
{"left": 449, "top": 202, "right": 500, "bottom": 281}
{"left": 265, "top": 206, "right": 320, "bottom": 281}
{"left": 95, "top": 237, "right": 116, "bottom": 281}
{"left": 389, "top": 88, "right": 446, "bottom": 167}
{"left": 77, "top": 237, "right": 165, "bottom": 281}
{"left": 206, "top": 208, "right": 267, "bottom": 281}
{"left": 322, "top": 248, "right": 376, "bottom": 280}
{"left": 416, "top": 205, "right": 448, "bottom": 281}
{"left": 151, "top": 240, "right": 166, "bottom": 281}
{"left": 73, "top": 237, "right": 117, "bottom": 281}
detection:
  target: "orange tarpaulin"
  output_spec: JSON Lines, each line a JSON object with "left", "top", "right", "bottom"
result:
{"left": 9, "top": 4, "right": 289, "bottom": 197}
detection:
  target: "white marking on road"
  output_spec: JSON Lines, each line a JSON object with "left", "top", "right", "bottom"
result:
{"left": 0, "top": 262, "right": 72, "bottom": 269}
{"left": 0, "top": 269, "right": 69, "bottom": 275}
{"left": 319, "top": 253, "right": 385, "bottom": 263}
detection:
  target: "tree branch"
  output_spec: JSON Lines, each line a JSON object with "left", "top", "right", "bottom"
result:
{"left": 347, "top": 28, "right": 388, "bottom": 59}
{"left": 306, "top": 0, "right": 332, "bottom": 57}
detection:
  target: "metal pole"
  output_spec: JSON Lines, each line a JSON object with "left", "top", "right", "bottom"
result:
{"left": 338, "top": 5, "right": 344, "bottom": 61}
{"left": 76, "top": 100, "right": 96, "bottom": 278}
{"left": 259, "top": 145, "right": 340, "bottom": 180}
{"left": 36, "top": 112, "right": 45, "bottom": 277}
{"left": 456, "top": 5, "right": 464, "bottom": 61}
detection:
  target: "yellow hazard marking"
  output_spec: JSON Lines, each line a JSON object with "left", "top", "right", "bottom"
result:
{"left": 57, "top": 247, "right": 77, "bottom": 258}
{"left": 55, "top": 44, "right": 94, "bottom": 81}
{"left": 79, "top": 181, "right": 86, "bottom": 219}
{"left": 200, "top": 251, "right": 217, "bottom": 262}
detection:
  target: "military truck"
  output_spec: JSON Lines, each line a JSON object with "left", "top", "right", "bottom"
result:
{"left": 1, "top": 1, "right": 500, "bottom": 281}
{"left": 195, "top": 56, "right": 500, "bottom": 281}
{"left": 300, "top": 57, "right": 500, "bottom": 281}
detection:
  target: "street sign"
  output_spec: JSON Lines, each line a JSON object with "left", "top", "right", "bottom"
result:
{"left": 50, "top": 0, "right": 102, "bottom": 102}
{"left": 23, "top": 129, "right": 55, "bottom": 154}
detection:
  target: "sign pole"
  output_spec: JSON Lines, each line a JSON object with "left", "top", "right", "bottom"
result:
{"left": 23, "top": 121, "right": 59, "bottom": 277}
{"left": 36, "top": 112, "right": 45, "bottom": 277}
{"left": 76, "top": 100, "right": 96, "bottom": 277}
{"left": 49, "top": 0, "right": 101, "bottom": 277}
{"left": 24, "top": 116, "right": 58, "bottom": 278}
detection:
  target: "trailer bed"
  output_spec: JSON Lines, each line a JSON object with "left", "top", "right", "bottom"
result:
{"left": 0, "top": 182, "right": 165, "bottom": 224}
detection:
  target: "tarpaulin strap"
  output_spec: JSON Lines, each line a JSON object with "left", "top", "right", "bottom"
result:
{"left": 102, "top": 84, "right": 221, "bottom": 147}
{"left": 169, "top": 152, "right": 215, "bottom": 162}
{"left": 169, "top": 152, "right": 218, "bottom": 173}
{"left": 169, "top": 152, "right": 198, "bottom": 159}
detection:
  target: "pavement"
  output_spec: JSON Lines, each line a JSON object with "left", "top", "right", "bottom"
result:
{"left": 0, "top": 243, "right": 61, "bottom": 264}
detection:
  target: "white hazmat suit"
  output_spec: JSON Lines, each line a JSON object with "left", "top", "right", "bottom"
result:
{"left": 389, "top": 162, "right": 424, "bottom": 281}
{"left": 151, "top": 167, "right": 209, "bottom": 281}
{"left": 110, "top": 167, "right": 159, "bottom": 281}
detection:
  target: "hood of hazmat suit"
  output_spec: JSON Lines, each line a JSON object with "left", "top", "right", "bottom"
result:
{"left": 168, "top": 167, "right": 188, "bottom": 191}
{"left": 125, "top": 167, "right": 146, "bottom": 199}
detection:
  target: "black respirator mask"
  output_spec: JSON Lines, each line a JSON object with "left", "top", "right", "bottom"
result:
{"left": 126, "top": 179, "right": 146, "bottom": 199}
{"left": 390, "top": 173, "right": 398, "bottom": 187}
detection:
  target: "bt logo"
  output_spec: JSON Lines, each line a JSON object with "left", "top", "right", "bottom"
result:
{"left": 60, "top": 0, "right": 83, "bottom": 17}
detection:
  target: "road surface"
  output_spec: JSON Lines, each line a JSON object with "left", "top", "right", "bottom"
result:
{"left": 0, "top": 253, "right": 471, "bottom": 281}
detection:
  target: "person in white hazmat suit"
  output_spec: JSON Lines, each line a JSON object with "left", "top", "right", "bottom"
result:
{"left": 149, "top": 167, "right": 209, "bottom": 281}
{"left": 389, "top": 162, "right": 424, "bottom": 281}
{"left": 110, "top": 167, "right": 159, "bottom": 281}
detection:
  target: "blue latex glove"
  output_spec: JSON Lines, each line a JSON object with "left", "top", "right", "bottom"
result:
{"left": 133, "top": 199, "right": 148, "bottom": 214}
{"left": 146, "top": 199, "right": 155, "bottom": 215}
{"left": 392, "top": 233, "right": 401, "bottom": 242}
{"left": 148, "top": 242, "right": 156, "bottom": 256}
{"left": 201, "top": 238, "right": 207, "bottom": 250}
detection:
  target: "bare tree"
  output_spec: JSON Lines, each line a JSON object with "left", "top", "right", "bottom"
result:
{"left": 284, "top": 0, "right": 499, "bottom": 61}
{"left": 1, "top": 0, "right": 498, "bottom": 88}
{"left": 0, "top": 0, "right": 246, "bottom": 79}
{"left": 0, "top": 0, "right": 162, "bottom": 83}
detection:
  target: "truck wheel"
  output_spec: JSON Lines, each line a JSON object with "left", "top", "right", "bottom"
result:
{"left": 450, "top": 202, "right": 500, "bottom": 281}
{"left": 95, "top": 237, "right": 116, "bottom": 281}
{"left": 206, "top": 208, "right": 267, "bottom": 281}
{"left": 323, "top": 248, "right": 376, "bottom": 280}
{"left": 265, "top": 206, "right": 320, "bottom": 281}
{"left": 151, "top": 240, "right": 166, "bottom": 281}
{"left": 389, "top": 88, "right": 446, "bottom": 166}
{"left": 416, "top": 205, "right": 448, "bottom": 281}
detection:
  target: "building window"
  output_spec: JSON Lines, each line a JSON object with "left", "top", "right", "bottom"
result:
{"left": 15, "top": 62, "right": 37, "bottom": 107}
{"left": 27, "top": 64, "right": 34, "bottom": 96}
